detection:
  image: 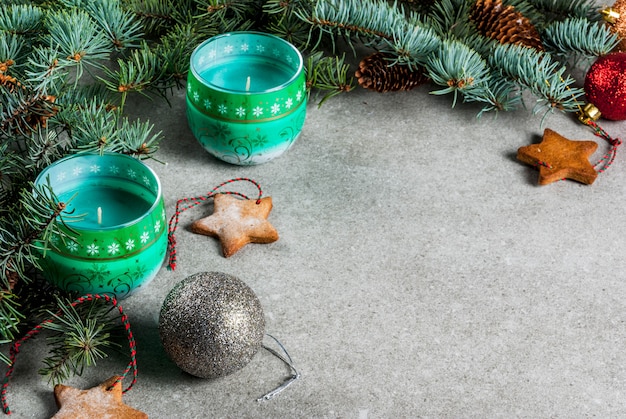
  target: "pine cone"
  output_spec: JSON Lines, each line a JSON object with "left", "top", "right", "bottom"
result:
{"left": 606, "top": 0, "right": 626, "bottom": 52}
{"left": 470, "top": 0, "right": 543, "bottom": 51}
{"left": 355, "top": 52, "right": 429, "bottom": 93}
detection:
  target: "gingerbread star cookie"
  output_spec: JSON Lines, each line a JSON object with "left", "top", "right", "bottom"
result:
{"left": 191, "top": 194, "right": 279, "bottom": 257}
{"left": 517, "top": 128, "right": 598, "bottom": 185}
{"left": 52, "top": 376, "right": 147, "bottom": 419}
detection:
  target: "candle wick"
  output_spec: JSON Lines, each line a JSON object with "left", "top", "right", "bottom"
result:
{"left": 246, "top": 76, "right": 251, "bottom": 92}
{"left": 97, "top": 207, "right": 102, "bottom": 225}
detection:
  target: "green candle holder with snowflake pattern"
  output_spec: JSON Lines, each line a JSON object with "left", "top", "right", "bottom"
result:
{"left": 34, "top": 153, "right": 167, "bottom": 298}
{"left": 186, "top": 31, "right": 307, "bottom": 165}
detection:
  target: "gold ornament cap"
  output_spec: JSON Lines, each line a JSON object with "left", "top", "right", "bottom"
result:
{"left": 601, "top": 7, "right": 621, "bottom": 24}
{"left": 578, "top": 103, "right": 602, "bottom": 124}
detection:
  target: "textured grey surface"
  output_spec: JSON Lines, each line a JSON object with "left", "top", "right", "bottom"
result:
{"left": 5, "top": 75, "right": 626, "bottom": 418}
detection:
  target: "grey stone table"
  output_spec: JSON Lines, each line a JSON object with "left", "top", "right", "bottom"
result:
{"left": 6, "top": 79, "right": 626, "bottom": 418}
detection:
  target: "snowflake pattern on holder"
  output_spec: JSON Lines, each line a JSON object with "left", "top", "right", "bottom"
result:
{"left": 187, "top": 33, "right": 307, "bottom": 165}
{"left": 35, "top": 153, "right": 167, "bottom": 297}
{"left": 44, "top": 158, "right": 164, "bottom": 260}
{"left": 189, "top": 82, "right": 306, "bottom": 122}
{"left": 189, "top": 35, "right": 306, "bottom": 122}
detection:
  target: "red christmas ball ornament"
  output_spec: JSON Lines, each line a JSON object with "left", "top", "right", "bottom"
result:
{"left": 584, "top": 52, "right": 626, "bottom": 121}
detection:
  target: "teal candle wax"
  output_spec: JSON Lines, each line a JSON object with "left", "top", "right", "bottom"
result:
{"left": 186, "top": 31, "right": 307, "bottom": 165}
{"left": 34, "top": 153, "right": 167, "bottom": 298}
{"left": 199, "top": 59, "right": 292, "bottom": 92}
{"left": 59, "top": 183, "right": 152, "bottom": 229}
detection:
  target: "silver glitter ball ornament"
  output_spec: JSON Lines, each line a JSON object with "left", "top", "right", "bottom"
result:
{"left": 159, "top": 272, "right": 265, "bottom": 378}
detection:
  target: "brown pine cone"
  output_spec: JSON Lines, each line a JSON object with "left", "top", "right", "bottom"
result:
{"left": 470, "top": 0, "right": 543, "bottom": 51}
{"left": 606, "top": 0, "right": 626, "bottom": 52}
{"left": 355, "top": 52, "right": 429, "bottom": 93}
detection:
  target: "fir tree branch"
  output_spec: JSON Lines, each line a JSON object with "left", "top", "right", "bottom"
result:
{"left": 106, "top": 118, "right": 162, "bottom": 158}
{"left": 301, "top": 0, "right": 400, "bottom": 48}
{"left": 427, "top": 0, "right": 473, "bottom": 40}
{"left": 85, "top": 0, "right": 144, "bottom": 51}
{"left": 0, "top": 180, "right": 84, "bottom": 289}
{"left": 0, "top": 143, "right": 28, "bottom": 207}
{"left": 426, "top": 39, "right": 490, "bottom": 107}
{"left": 530, "top": 0, "right": 600, "bottom": 21}
{"left": 302, "top": 0, "right": 441, "bottom": 68}
{"left": 463, "top": 77, "right": 522, "bottom": 117}
{"left": 57, "top": 0, "right": 94, "bottom": 8}
{"left": 263, "top": 0, "right": 310, "bottom": 17}
{"left": 23, "top": 45, "right": 69, "bottom": 94}
{"left": 306, "top": 51, "right": 354, "bottom": 106}
{"left": 0, "top": 291, "right": 22, "bottom": 363}
{"left": 25, "top": 127, "right": 68, "bottom": 171}
{"left": 124, "top": 0, "right": 180, "bottom": 35}
{"left": 263, "top": 0, "right": 312, "bottom": 51}
{"left": 0, "top": 32, "right": 28, "bottom": 73}
{"left": 488, "top": 43, "right": 584, "bottom": 116}
{"left": 66, "top": 97, "right": 117, "bottom": 153}
{"left": 542, "top": 17, "right": 619, "bottom": 59}
{"left": 0, "top": 4, "right": 45, "bottom": 37}
{"left": 98, "top": 43, "right": 166, "bottom": 111}
{"left": 62, "top": 97, "right": 161, "bottom": 158}
{"left": 194, "top": 0, "right": 261, "bottom": 33}
{"left": 381, "top": 21, "right": 441, "bottom": 69}
{"left": 0, "top": 85, "right": 58, "bottom": 138}
{"left": 154, "top": 23, "right": 204, "bottom": 87}
{"left": 46, "top": 9, "right": 112, "bottom": 82}
{"left": 39, "top": 296, "right": 122, "bottom": 385}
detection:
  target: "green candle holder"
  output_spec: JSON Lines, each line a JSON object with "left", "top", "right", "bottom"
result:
{"left": 34, "top": 153, "right": 167, "bottom": 298}
{"left": 186, "top": 31, "right": 307, "bottom": 165}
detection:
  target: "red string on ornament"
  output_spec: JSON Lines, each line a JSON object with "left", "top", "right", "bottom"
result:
{"left": 552, "top": 70, "right": 624, "bottom": 179}
{"left": 534, "top": 160, "right": 553, "bottom": 169}
{"left": 166, "top": 178, "right": 264, "bottom": 270}
{"left": 582, "top": 119, "right": 623, "bottom": 175}
{"left": 0, "top": 294, "right": 138, "bottom": 415}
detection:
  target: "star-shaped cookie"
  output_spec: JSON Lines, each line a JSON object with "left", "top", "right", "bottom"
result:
{"left": 52, "top": 376, "right": 147, "bottom": 419}
{"left": 191, "top": 194, "right": 279, "bottom": 257}
{"left": 517, "top": 128, "right": 598, "bottom": 185}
